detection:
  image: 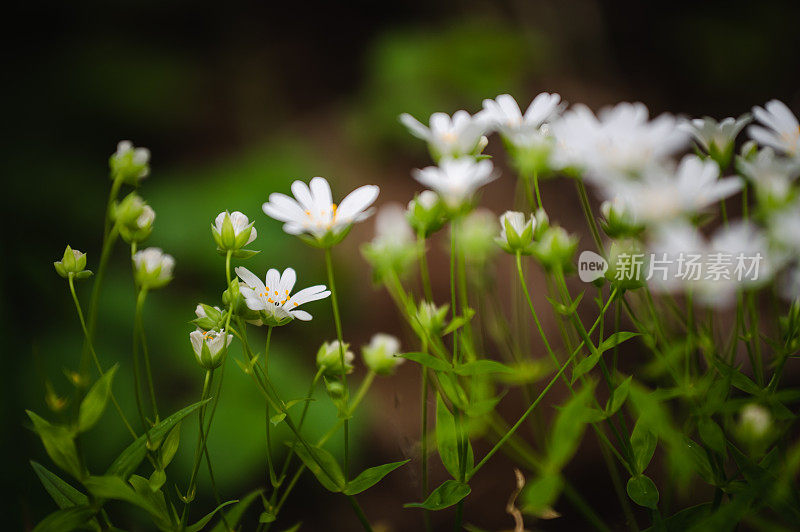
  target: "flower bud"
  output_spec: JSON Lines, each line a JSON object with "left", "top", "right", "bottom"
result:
{"left": 600, "top": 198, "right": 643, "bottom": 239}
{"left": 604, "top": 238, "right": 646, "bottom": 290}
{"left": 406, "top": 190, "right": 446, "bottom": 237}
{"left": 324, "top": 379, "right": 346, "bottom": 399}
{"left": 54, "top": 245, "right": 92, "bottom": 279}
{"left": 532, "top": 209, "right": 550, "bottom": 240}
{"left": 361, "top": 334, "right": 403, "bottom": 375}
{"left": 496, "top": 211, "right": 534, "bottom": 254}
{"left": 133, "top": 247, "right": 174, "bottom": 290}
{"left": 193, "top": 304, "right": 224, "bottom": 330}
{"left": 212, "top": 211, "right": 257, "bottom": 252}
{"left": 189, "top": 329, "right": 233, "bottom": 370}
{"left": 415, "top": 301, "right": 449, "bottom": 336}
{"left": 316, "top": 341, "right": 355, "bottom": 376}
{"left": 113, "top": 193, "right": 155, "bottom": 244}
{"left": 533, "top": 226, "right": 577, "bottom": 271}
{"left": 109, "top": 140, "right": 150, "bottom": 185}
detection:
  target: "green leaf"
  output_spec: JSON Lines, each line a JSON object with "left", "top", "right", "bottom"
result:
{"left": 32, "top": 505, "right": 97, "bottom": 532}
{"left": 159, "top": 423, "right": 181, "bottom": 469}
{"left": 106, "top": 399, "right": 209, "bottom": 479}
{"left": 399, "top": 352, "right": 453, "bottom": 372}
{"left": 78, "top": 365, "right": 118, "bottom": 432}
{"left": 210, "top": 489, "right": 263, "bottom": 532}
{"left": 270, "top": 413, "right": 287, "bottom": 426}
{"left": 186, "top": 500, "right": 238, "bottom": 532}
{"left": 84, "top": 475, "right": 169, "bottom": 525}
{"left": 642, "top": 503, "right": 712, "bottom": 532}
{"left": 630, "top": 419, "right": 657, "bottom": 474}
{"left": 606, "top": 376, "right": 632, "bottom": 415}
{"left": 291, "top": 444, "right": 345, "bottom": 492}
{"left": 259, "top": 511, "right": 276, "bottom": 523}
{"left": 436, "top": 395, "right": 473, "bottom": 479}
{"left": 598, "top": 332, "right": 640, "bottom": 353}
{"left": 571, "top": 353, "right": 601, "bottom": 384}
{"left": 520, "top": 473, "right": 563, "bottom": 517}
{"left": 27, "top": 411, "right": 83, "bottom": 480}
{"left": 404, "top": 480, "right": 470, "bottom": 510}
{"left": 627, "top": 474, "right": 659, "bottom": 509}
{"left": 453, "top": 359, "right": 515, "bottom": 376}
{"left": 442, "top": 308, "right": 475, "bottom": 336}
{"left": 344, "top": 460, "right": 410, "bottom": 495}
{"left": 547, "top": 385, "right": 593, "bottom": 469}
{"left": 31, "top": 461, "right": 88, "bottom": 509}
{"left": 697, "top": 417, "right": 726, "bottom": 455}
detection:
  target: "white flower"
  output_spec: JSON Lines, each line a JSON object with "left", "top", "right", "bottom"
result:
{"left": 213, "top": 211, "right": 257, "bottom": 248}
{"left": 373, "top": 203, "right": 414, "bottom": 249}
{"left": 738, "top": 148, "right": 800, "bottom": 203}
{"left": 497, "top": 211, "right": 534, "bottom": 253}
{"left": 133, "top": 247, "right": 174, "bottom": 289}
{"left": 680, "top": 115, "right": 751, "bottom": 155}
{"left": 189, "top": 328, "right": 233, "bottom": 369}
{"left": 408, "top": 189, "right": 439, "bottom": 211}
{"left": 766, "top": 201, "right": 800, "bottom": 265}
{"left": 235, "top": 266, "right": 330, "bottom": 323}
{"left": 647, "top": 221, "right": 770, "bottom": 307}
{"left": 480, "top": 93, "right": 562, "bottom": 146}
{"left": 413, "top": 157, "right": 496, "bottom": 208}
{"left": 551, "top": 102, "right": 688, "bottom": 182}
{"left": 361, "top": 333, "right": 403, "bottom": 375}
{"left": 749, "top": 100, "right": 800, "bottom": 157}
{"left": 604, "top": 155, "right": 741, "bottom": 224}
{"left": 317, "top": 340, "right": 355, "bottom": 375}
{"left": 262, "top": 177, "right": 379, "bottom": 243}
{"left": 110, "top": 141, "right": 151, "bottom": 184}
{"left": 400, "top": 110, "right": 489, "bottom": 159}
{"left": 137, "top": 205, "right": 155, "bottom": 229}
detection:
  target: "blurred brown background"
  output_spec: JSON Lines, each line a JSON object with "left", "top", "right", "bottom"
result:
{"left": 4, "top": 0, "right": 800, "bottom": 530}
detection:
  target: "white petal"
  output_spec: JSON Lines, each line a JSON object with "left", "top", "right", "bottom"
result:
{"left": 309, "top": 177, "right": 332, "bottom": 210}
{"left": 280, "top": 268, "right": 297, "bottom": 294}
{"left": 236, "top": 267, "right": 265, "bottom": 292}
{"left": 336, "top": 185, "right": 380, "bottom": 221}
{"left": 399, "top": 113, "right": 431, "bottom": 140}
{"left": 265, "top": 269, "right": 281, "bottom": 292}
{"left": 291, "top": 180, "right": 316, "bottom": 212}
{"left": 289, "top": 309, "right": 312, "bottom": 321}
{"left": 290, "top": 285, "right": 331, "bottom": 306}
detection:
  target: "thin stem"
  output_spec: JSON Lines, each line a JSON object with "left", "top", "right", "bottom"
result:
{"left": 346, "top": 495, "right": 373, "bottom": 532}
{"left": 417, "top": 233, "right": 434, "bottom": 303}
{"left": 135, "top": 287, "right": 159, "bottom": 423}
{"left": 324, "top": 247, "right": 350, "bottom": 481}
{"left": 575, "top": 179, "right": 605, "bottom": 254}
{"left": 181, "top": 369, "right": 214, "bottom": 526}
{"left": 264, "top": 326, "right": 278, "bottom": 488}
{"left": 420, "top": 359, "right": 431, "bottom": 532}
{"left": 68, "top": 275, "right": 137, "bottom": 439}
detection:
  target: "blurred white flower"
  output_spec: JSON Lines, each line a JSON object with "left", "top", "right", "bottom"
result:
{"left": 738, "top": 148, "right": 800, "bottom": 204}
{"left": 480, "top": 93, "right": 562, "bottom": 147}
{"left": 604, "top": 155, "right": 741, "bottom": 224}
{"left": 739, "top": 404, "right": 772, "bottom": 438}
{"left": 133, "top": 247, "right": 174, "bottom": 289}
{"left": 317, "top": 340, "right": 355, "bottom": 376}
{"left": 361, "top": 333, "right": 403, "bottom": 375}
{"left": 262, "top": 177, "right": 379, "bottom": 243}
{"left": 235, "top": 266, "right": 330, "bottom": 323}
{"left": 190, "top": 328, "right": 233, "bottom": 370}
{"left": 551, "top": 102, "right": 688, "bottom": 182}
{"left": 400, "top": 110, "right": 489, "bottom": 160}
{"left": 749, "top": 100, "right": 800, "bottom": 157}
{"left": 110, "top": 140, "right": 151, "bottom": 184}
{"left": 680, "top": 115, "right": 751, "bottom": 160}
{"left": 413, "top": 157, "right": 496, "bottom": 208}
{"left": 372, "top": 203, "right": 415, "bottom": 249}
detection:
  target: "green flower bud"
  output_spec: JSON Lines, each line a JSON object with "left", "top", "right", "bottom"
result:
{"left": 533, "top": 226, "right": 577, "bottom": 271}
{"left": 54, "top": 245, "right": 92, "bottom": 279}
{"left": 496, "top": 211, "right": 535, "bottom": 254}
{"left": 211, "top": 211, "right": 257, "bottom": 253}
{"left": 406, "top": 190, "right": 446, "bottom": 237}
{"left": 415, "top": 301, "right": 449, "bottom": 336}
{"left": 604, "top": 238, "right": 646, "bottom": 290}
{"left": 193, "top": 304, "right": 224, "bottom": 331}
{"left": 110, "top": 140, "right": 150, "bottom": 185}
{"left": 324, "top": 379, "right": 346, "bottom": 399}
{"left": 316, "top": 340, "right": 354, "bottom": 376}
{"left": 361, "top": 334, "right": 403, "bottom": 375}
{"left": 113, "top": 193, "right": 155, "bottom": 243}
{"left": 133, "top": 247, "right": 174, "bottom": 290}
{"left": 189, "top": 329, "right": 232, "bottom": 370}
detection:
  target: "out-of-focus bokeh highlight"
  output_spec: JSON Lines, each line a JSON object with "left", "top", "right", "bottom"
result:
{"left": 5, "top": 0, "right": 800, "bottom": 529}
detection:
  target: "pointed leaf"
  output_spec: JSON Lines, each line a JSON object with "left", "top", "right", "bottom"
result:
{"left": 599, "top": 332, "right": 640, "bottom": 353}
{"left": 697, "top": 417, "right": 726, "bottom": 455}
{"left": 442, "top": 309, "right": 475, "bottom": 336}
{"left": 520, "top": 473, "right": 563, "bottom": 517}
{"left": 186, "top": 500, "right": 238, "bottom": 532}
{"left": 404, "top": 480, "right": 470, "bottom": 510}
{"left": 27, "top": 411, "right": 82, "bottom": 480}
{"left": 159, "top": 423, "right": 181, "bottom": 469}
{"left": 210, "top": 489, "right": 263, "bottom": 532}
{"left": 78, "top": 365, "right": 118, "bottom": 432}
{"left": 399, "top": 352, "right": 452, "bottom": 372}
{"left": 106, "top": 399, "right": 210, "bottom": 479}
{"left": 344, "top": 460, "right": 410, "bottom": 495}
{"left": 630, "top": 419, "right": 657, "bottom": 474}
{"left": 571, "top": 353, "right": 601, "bottom": 384}
{"left": 291, "top": 444, "right": 345, "bottom": 492}
{"left": 32, "top": 505, "right": 97, "bottom": 532}
{"left": 453, "top": 360, "right": 515, "bottom": 376}
{"left": 436, "top": 395, "right": 473, "bottom": 479}
{"left": 31, "top": 461, "right": 88, "bottom": 509}
{"left": 606, "top": 376, "right": 632, "bottom": 415}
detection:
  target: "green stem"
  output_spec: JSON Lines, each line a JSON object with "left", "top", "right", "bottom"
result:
{"left": 575, "top": 179, "right": 605, "bottom": 254}
{"left": 182, "top": 369, "right": 214, "bottom": 526}
{"left": 264, "top": 326, "right": 278, "bottom": 488}
{"left": 420, "top": 360, "right": 431, "bottom": 532}
{"left": 417, "top": 232, "right": 434, "bottom": 303}
{"left": 324, "top": 247, "right": 350, "bottom": 481}
{"left": 347, "top": 495, "right": 373, "bottom": 532}
{"left": 135, "top": 287, "right": 159, "bottom": 423}
{"left": 68, "top": 275, "right": 137, "bottom": 439}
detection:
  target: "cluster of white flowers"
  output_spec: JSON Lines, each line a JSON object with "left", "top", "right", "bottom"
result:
{"left": 390, "top": 94, "right": 800, "bottom": 305}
